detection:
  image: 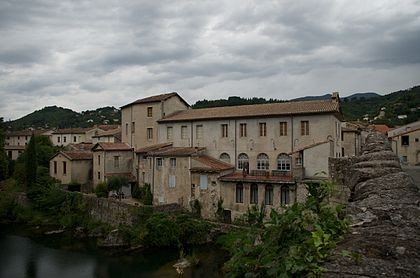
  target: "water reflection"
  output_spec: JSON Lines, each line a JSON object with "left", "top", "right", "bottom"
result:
{"left": 0, "top": 225, "right": 227, "bottom": 278}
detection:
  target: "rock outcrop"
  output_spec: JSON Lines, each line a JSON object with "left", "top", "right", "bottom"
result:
{"left": 326, "top": 133, "right": 420, "bottom": 277}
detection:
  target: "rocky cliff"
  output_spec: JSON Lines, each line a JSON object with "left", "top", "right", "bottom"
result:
{"left": 326, "top": 133, "right": 420, "bottom": 277}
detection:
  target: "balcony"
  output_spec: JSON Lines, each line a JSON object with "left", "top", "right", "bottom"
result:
{"left": 219, "top": 170, "right": 295, "bottom": 184}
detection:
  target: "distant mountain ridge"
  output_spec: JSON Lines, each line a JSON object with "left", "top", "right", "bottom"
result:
{"left": 6, "top": 106, "right": 121, "bottom": 131}
{"left": 5, "top": 86, "right": 419, "bottom": 131}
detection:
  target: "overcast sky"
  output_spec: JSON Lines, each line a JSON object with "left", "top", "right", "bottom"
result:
{"left": 1, "top": 0, "right": 419, "bottom": 120}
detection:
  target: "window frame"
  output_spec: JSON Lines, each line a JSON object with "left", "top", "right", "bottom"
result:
{"left": 235, "top": 183, "right": 244, "bottom": 203}
{"left": 265, "top": 184, "right": 273, "bottom": 205}
{"left": 170, "top": 157, "right": 176, "bottom": 169}
{"left": 237, "top": 153, "right": 249, "bottom": 170}
{"left": 250, "top": 184, "right": 258, "bottom": 204}
{"left": 239, "top": 123, "right": 247, "bottom": 137}
{"left": 259, "top": 122, "right": 267, "bottom": 137}
{"left": 147, "top": 128, "right": 153, "bottom": 140}
{"left": 181, "top": 125, "right": 188, "bottom": 139}
{"left": 280, "top": 121, "right": 288, "bottom": 136}
{"left": 256, "top": 153, "right": 269, "bottom": 170}
{"left": 147, "top": 107, "right": 153, "bottom": 117}
{"left": 301, "top": 121, "right": 309, "bottom": 136}
{"left": 277, "top": 154, "right": 291, "bottom": 171}
{"left": 221, "top": 124, "right": 228, "bottom": 138}
{"left": 196, "top": 124, "right": 203, "bottom": 139}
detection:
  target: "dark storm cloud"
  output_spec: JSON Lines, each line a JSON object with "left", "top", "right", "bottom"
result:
{"left": 0, "top": 0, "right": 420, "bottom": 120}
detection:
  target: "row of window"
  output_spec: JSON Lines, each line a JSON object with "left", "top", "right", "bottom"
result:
{"left": 167, "top": 174, "right": 209, "bottom": 190}
{"left": 57, "top": 136, "right": 79, "bottom": 143}
{"left": 163, "top": 121, "right": 310, "bottom": 140}
{"left": 235, "top": 184, "right": 290, "bottom": 205}
{"left": 53, "top": 161, "right": 67, "bottom": 175}
{"left": 226, "top": 152, "right": 301, "bottom": 170}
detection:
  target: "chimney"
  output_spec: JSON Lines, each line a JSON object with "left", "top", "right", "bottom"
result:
{"left": 331, "top": 92, "right": 340, "bottom": 102}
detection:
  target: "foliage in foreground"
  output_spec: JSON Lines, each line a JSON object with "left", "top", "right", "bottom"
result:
{"left": 219, "top": 181, "right": 349, "bottom": 277}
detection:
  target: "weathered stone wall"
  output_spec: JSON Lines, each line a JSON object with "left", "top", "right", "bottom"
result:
{"left": 83, "top": 195, "right": 183, "bottom": 226}
{"left": 325, "top": 133, "right": 420, "bottom": 277}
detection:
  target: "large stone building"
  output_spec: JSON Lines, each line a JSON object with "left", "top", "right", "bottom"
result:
{"left": 4, "top": 129, "right": 52, "bottom": 160}
{"left": 388, "top": 120, "right": 420, "bottom": 165}
{"left": 120, "top": 92, "right": 344, "bottom": 220}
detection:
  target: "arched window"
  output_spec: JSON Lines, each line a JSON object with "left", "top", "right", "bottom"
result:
{"left": 277, "top": 153, "right": 291, "bottom": 171}
{"left": 257, "top": 153, "right": 269, "bottom": 170}
{"left": 250, "top": 184, "right": 258, "bottom": 204}
{"left": 238, "top": 153, "right": 249, "bottom": 170}
{"left": 219, "top": 153, "right": 231, "bottom": 164}
{"left": 236, "top": 183, "right": 243, "bottom": 203}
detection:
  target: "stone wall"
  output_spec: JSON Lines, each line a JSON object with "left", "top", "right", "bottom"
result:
{"left": 325, "top": 133, "right": 420, "bottom": 277}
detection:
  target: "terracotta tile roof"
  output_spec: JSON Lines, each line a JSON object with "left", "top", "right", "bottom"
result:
{"left": 159, "top": 99, "right": 340, "bottom": 122}
{"left": 389, "top": 127, "right": 420, "bottom": 138}
{"left": 98, "top": 124, "right": 120, "bottom": 131}
{"left": 135, "top": 142, "right": 173, "bottom": 154}
{"left": 6, "top": 129, "right": 49, "bottom": 136}
{"left": 368, "top": 124, "right": 390, "bottom": 134}
{"left": 191, "top": 155, "right": 235, "bottom": 172}
{"left": 121, "top": 92, "right": 190, "bottom": 109}
{"left": 148, "top": 146, "right": 205, "bottom": 157}
{"left": 62, "top": 151, "right": 93, "bottom": 160}
{"left": 66, "top": 143, "right": 94, "bottom": 151}
{"left": 92, "top": 142, "right": 132, "bottom": 151}
{"left": 92, "top": 127, "right": 121, "bottom": 137}
{"left": 52, "top": 128, "right": 93, "bottom": 134}
{"left": 289, "top": 140, "right": 331, "bottom": 155}
{"left": 219, "top": 172, "right": 295, "bottom": 184}
{"left": 4, "top": 145, "right": 25, "bottom": 150}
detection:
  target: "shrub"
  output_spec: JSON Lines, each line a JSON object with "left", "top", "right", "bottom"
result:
{"left": 95, "top": 182, "right": 109, "bottom": 198}
{"left": 68, "top": 181, "right": 81, "bottom": 192}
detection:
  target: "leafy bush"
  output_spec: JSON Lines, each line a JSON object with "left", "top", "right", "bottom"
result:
{"left": 107, "top": 176, "right": 128, "bottom": 193}
{"left": 219, "top": 180, "right": 349, "bottom": 277}
{"left": 68, "top": 181, "right": 81, "bottom": 192}
{"left": 95, "top": 182, "right": 109, "bottom": 198}
{"left": 142, "top": 183, "right": 153, "bottom": 205}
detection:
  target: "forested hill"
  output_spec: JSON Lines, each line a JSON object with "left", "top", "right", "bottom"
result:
{"left": 192, "top": 86, "right": 419, "bottom": 127}
{"left": 6, "top": 106, "right": 121, "bottom": 130}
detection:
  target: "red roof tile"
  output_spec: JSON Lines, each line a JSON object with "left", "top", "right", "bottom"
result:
{"left": 368, "top": 124, "right": 390, "bottom": 134}
{"left": 121, "top": 92, "right": 190, "bottom": 109}
{"left": 159, "top": 99, "right": 340, "bottom": 122}
{"left": 98, "top": 124, "right": 120, "bottom": 131}
{"left": 62, "top": 151, "right": 93, "bottom": 160}
{"left": 191, "top": 155, "right": 234, "bottom": 172}
{"left": 289, "top": 140, "right": 331, "bottom": 155}
{"left": 148, "top": 146, "right": 205, "bottom": 157}
{"left": 92, "top": 142, "right": 132, "bottom": 151}
{"left": 135, "top": 142, "right": 173, "bottom": 154}
{"left": 52, "top": 128, "right": 93, "bottom": 134}
{"left": 92, "top": 127, "right": 121, "bottom": 137}
{"left": 66, "top": 143, "right": 94, "bottom": 151}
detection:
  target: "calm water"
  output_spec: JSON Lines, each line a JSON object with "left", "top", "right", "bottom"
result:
{"left": 0, "top": 225, "right": 228, "bottom": 278}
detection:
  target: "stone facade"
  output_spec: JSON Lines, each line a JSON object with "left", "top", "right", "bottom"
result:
{"left": 389, "top": 121, "right": 420, "bottom": 166}
{"left": 49, "top": 152, "right": 92, "bottom": 185}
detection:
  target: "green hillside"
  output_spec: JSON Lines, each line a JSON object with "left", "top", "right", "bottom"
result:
{"left": 7, "top": 106, "right": 121, "bottom": 130}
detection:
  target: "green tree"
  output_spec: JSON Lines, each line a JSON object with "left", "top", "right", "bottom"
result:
{"left": 0, "top": 117, "right": 9, "bottom": 180}
{"left": 25, "top": 134, "right": 37, "bottom": 187}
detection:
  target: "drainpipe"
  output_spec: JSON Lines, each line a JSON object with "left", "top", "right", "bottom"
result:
{"left": 190, "top": 121, "right": 193, "bottom": 147}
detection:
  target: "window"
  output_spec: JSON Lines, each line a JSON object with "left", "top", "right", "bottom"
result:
{"left": 401, "top": 135, "right": 409, "bottom": 146}
{"left": 114, "top": 156, "right": 120, "bottom": 168}
{"left": 301, "top": 121, "right": 309, "bottom": 135}
{"left": 250, "top": 184, "right": 258, "bottom": 204}
{"left": 281, "top": 186, "right": 290, "bottom": 205}
{"left": 296, "top": 153, "right": 303, "bottom": 166}
{"left": 259, "top": 122, "right": 267, "bottom": 136}
{"left": 280, "top": 122, "right": 288, "bottom": 136}
{"left": 167, "top": 126, "right": 173, "bottom": 140}
{"left": 25, "top": 136, "right": 28, "bottom": 140}
{"left": 200, "top": 175, "right": 208, "bottom": 190}
{"left": 237, "top": 153, "right": 249, "bottom": 170}
{"left": 97, "top": 171, "right": 101, "bottom": 180}
{"left": 63, "top": 161, "right": 67, "bottom": 175}
{"left": 169, "top": 175, "right": 176, "bottom": 188}
{"left": 7, "top": 151, "right": 12, "bottom": 158}
{"left": 181, "top": 126, "right": 188, "bottom": 139}
{"left": 63, "top": 136, "right": 67, "bottom": 143}
{"left": 156, "top": 158, "right": 163, "bottom": 169}
{"left": 54, "top": 161, "right": 57, "bottom": 174}
{"left": 257, "top": 153, "right": 269, "bottom": 170}
{"left": 132, "top": 122, "right": 135, "bottom": 133}
{"left": 236, "top": 183, "right": 243, "bottom": 203}
{"left": 239, "top": 123, "right": 247, "bottom": 137}
{"left": 265, "top": 185, "right": 273, "bottom": 205}
{"left": 219, "top": 153, "right": 231, "bottom": 164}
{"left": 125, "top": 123, "right": 128, "bottom": 135}
{"left": 277, "top": 154, "right": 291, "bottom": 171}
{"left": 196, "top": 125, "right": 203, "bottom": 139}
{"left": 415, "top": 138, "right": 419, "bottom": 142}
{"left": 147, "top": 128, "right": 153, "bottom": 140}
{"left": 73, "top": 136, "right": 77, "bottom": 143}
{"left": 58, "top": 137, "right": 61, "bottom": 143}
{"left": 98, "top": 155, "right": 101, "bottom": 165}
{"left": 221, "top": 124, "right": 228, "bottom": 137}
{"left": 147, "top": 107, "right": 153, "bottom": 117}
{"left": 170, "top": 158, "right": 176, "bottom": 168}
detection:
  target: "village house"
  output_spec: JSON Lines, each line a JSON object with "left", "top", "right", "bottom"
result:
{"left": 4, "top": 129, "right": 52, "bottom": 160}
{"left": 388, "top": 120, "right": 420, "bottom": 166}
{"left": 91, "top": 142, "right": 134, "bottom": 196}
{"left": 341, "top": 122, "right": 362, "bottom": 157}
{"left": 49, "top": 151, "right": 93, "bottom": 185}
{"left": 92, "top": 127, "right": 121, "bottom": 144}
{"left": 121, "top": 92, "right": 344, "bottom": 220}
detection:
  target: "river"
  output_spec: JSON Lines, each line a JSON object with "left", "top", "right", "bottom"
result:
{"left": 0, "top": 224, "right": 228, "bottom": 278}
